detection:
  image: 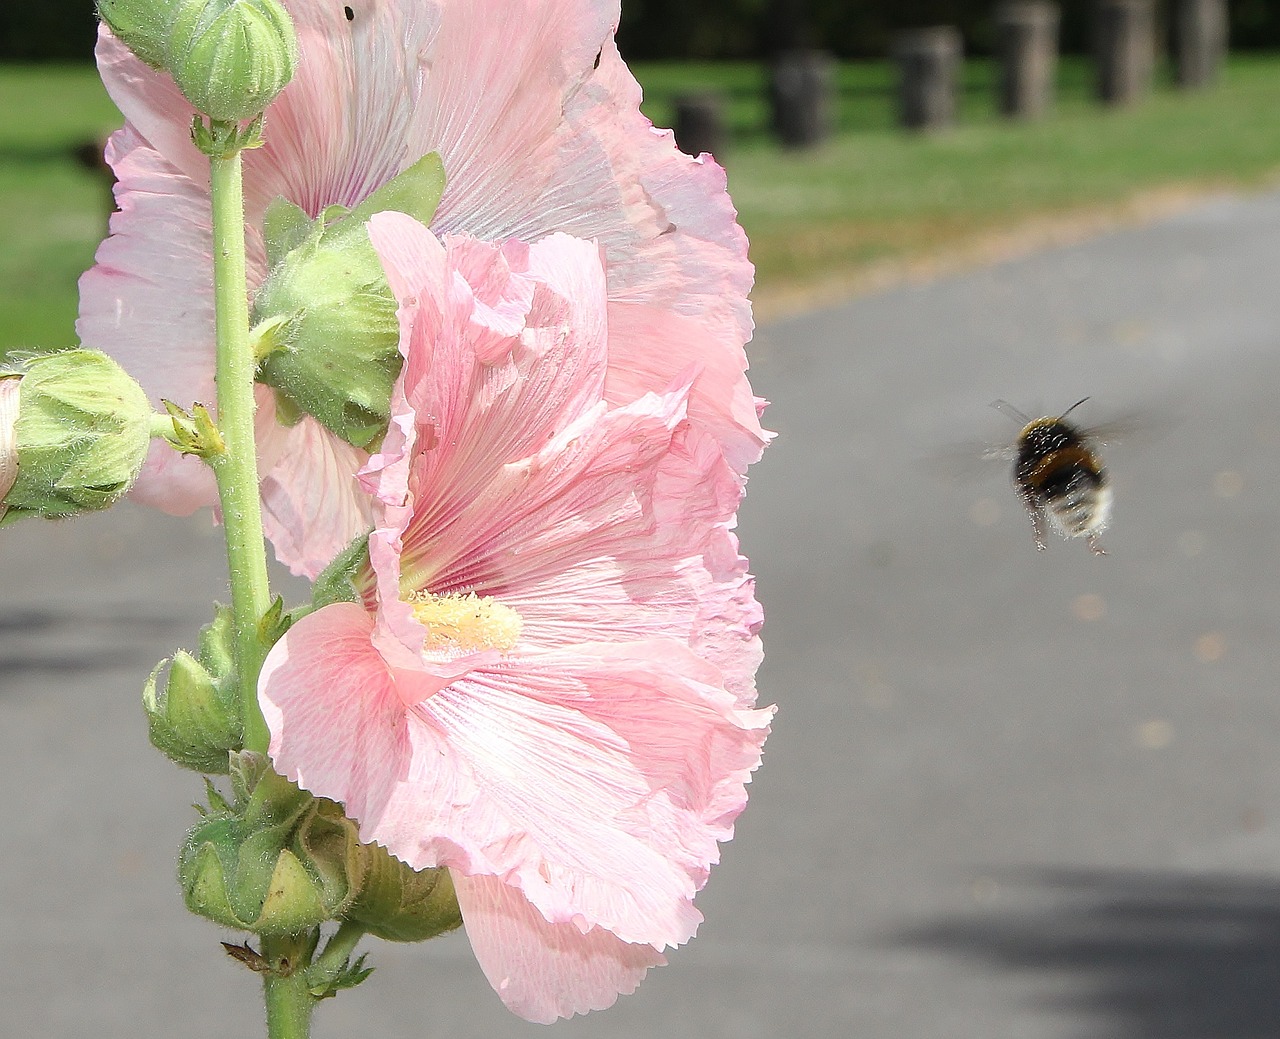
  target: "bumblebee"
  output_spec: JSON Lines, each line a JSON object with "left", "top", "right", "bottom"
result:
{"left": 992, "top": 398, "right": 1113, "bottom": 556}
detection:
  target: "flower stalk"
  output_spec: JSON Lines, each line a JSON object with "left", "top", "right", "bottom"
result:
{"left": 261, "top": 933, "right": 318, "bottom": 1039}
{"left": 206, "top": 133, "right": 273, "bottom": 757}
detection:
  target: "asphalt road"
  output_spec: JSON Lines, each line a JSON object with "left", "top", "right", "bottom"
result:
{"left": 6, "top": 188, "right": 1280, "bottom": 1038}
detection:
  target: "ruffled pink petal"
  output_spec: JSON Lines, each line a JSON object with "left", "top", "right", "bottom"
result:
{"left": 92, "top": 30, "right": 208, "bottom": 188}
{"left": 366, "top": 216, "right": 613, "bottom": 587}
{"left": 453, "top": 871, "right": 665, "bottom": 1024}
{"left": 0, "top": 378, "right": 19, "bottom": 519}
{"left": 607, "top": 302, "right": 770, "bottom": 475}
{"left": 328, "top": 639, "right": 769, "bottom": 947}
{"left": 503, "top": 423, "right": 765, "bottom": 708}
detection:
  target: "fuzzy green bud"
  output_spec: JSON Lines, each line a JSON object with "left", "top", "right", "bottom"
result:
{"left": 253, "top": 154, "right": 446, "bottom": 449}
{"left": 0, "top": 350, "right": 153, "bottom": 526}
{"left": 96, "top": 0, "right": 181, "bottom": 68}
{"left": 168, "top": 0, "right": 297, "bottom": 122}
{"left": 180, "top": 789, "right": 364, "bottom": 936}
{"left": 347, "top": 846, "right": 462, "bottom": 943}
{"left": 144, "top": 605, "right": 242, "bottom": 773}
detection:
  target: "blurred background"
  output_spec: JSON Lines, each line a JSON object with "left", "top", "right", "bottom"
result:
{"left": 6, "top": 2, "right": 1280, "bottom": 1037}
{"left": 8, "top": 0, "right": 1280, "bottom": 349}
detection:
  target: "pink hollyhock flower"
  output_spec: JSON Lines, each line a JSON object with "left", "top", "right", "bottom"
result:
{"left": 258, "top": 214, "right": 770, "bottom": 1021}
{"left": 79, "top": 0, "right": 767, "bottom": 577}
{"left": 0, "top": 377, "right": 18, "bottom": 521}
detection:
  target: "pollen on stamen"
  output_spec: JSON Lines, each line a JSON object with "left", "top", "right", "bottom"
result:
{"left": 407, "top": 591, "right": 523, "bottom": 654}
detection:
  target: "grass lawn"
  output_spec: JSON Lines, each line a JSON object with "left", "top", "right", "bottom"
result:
{"left": 3, "top": 54, "right": 1280, "bottom": 353}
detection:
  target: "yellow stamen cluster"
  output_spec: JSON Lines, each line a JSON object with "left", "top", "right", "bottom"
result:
{"left": 408, "top": 590, "right": 523, "bottom": 655}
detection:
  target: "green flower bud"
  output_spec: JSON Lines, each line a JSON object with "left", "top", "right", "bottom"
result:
{"left": 180, "top": 788, "right": 364, "bottom": 936}
{"left": 0, "top": 350, "right": 153, "bottom": 527}
{"left": 97, "top": 0, "right": 181, "bottom": 69}
{"left": 168, "top": 0, "right": 297, "bottom": 122}
{"left": 144, "top": 605, "right": 242, "bottom": 774}
{"left": 253, "top": 153, "right": 446, "bottom": 449}
{"left": 347, "top": 845, "right": 462, "bottom": 943}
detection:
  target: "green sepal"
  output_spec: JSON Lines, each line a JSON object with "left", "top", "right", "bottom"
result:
{"left": 262, "top": 197, "right": 313, "bottom": 270}
{"left": 298, "top": 534, "right": 369, "bottom": 619}
{"left": 346, "top": 845, "right": 463, "bottom": 943}
{"left": 258, "top": 594, "right": 291, "bottom": 648}
{"left": 96, "top": 0, "right": 181, "bottom": 68}
{"left": 159, "top": 400, "right": 225, "bottom": 458}
{"left": 144, "top": 604, "right": 242, "bottom": 774}
{"left": 349, "top": 152, "right": 446, "bottom": 226}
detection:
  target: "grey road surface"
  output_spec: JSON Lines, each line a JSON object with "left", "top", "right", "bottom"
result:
{"left": 5, "top": 189, "right": 1280, "bottom": 1038}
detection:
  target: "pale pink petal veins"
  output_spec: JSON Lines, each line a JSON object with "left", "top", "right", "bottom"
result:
{"left": 453, "top": 872, "right": 665, "bottom": 1024}
{"left": 259, "top": 602, "right": 409, "bottom": 828}
{"left": 335, "top": 642, "right": 769, "bottom": 947}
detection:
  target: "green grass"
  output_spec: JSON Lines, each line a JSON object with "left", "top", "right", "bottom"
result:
{"left": 4, "top": 55, "right": 1280, "bottom": 352}
{"left": 634, "top": 55, "right": 1280, "bottom": 302}
{"left": 0, "top": 65, "right": 120, "bottom": 352}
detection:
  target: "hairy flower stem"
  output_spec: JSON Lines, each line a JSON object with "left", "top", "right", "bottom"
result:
{"left": 315, "top": 921, "right": 366, "bottom": 973}
{"left": 207, "top": 144, "right": 274, "bottom": 760}
{"left": 262, "top": 934, "right": 317, "bottom": 1039}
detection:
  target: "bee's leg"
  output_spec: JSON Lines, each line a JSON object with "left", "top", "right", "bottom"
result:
{"left": 1020, "top": 494, "right": 1048, "bottom": 551}
{"left": 1085, "top": 532, "right": 1108, "bottom": 556}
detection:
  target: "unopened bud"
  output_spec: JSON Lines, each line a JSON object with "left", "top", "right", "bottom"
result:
{"left": 180, "top": 790, "right": 363, "bottom": 936}
{"left": 97, "top": 0, "right": 180, "bottom": 69}
{"left": 0, "top": 350, "right": 152, "bottom": 526}
{"left": 168, "top": 0, "right": 297, "bottom": 122}
{"left": 145, "top": 606, "right": 242, "bottom": 774}
{"left": 253, "top": 154, "right": 445, "bottom": 449}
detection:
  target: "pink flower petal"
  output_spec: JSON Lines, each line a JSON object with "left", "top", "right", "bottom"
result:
{"left": 255, "top": 396, "right": 375, "bottom": 579}
{"left": 453, "top": 871, "right": 666, "bottom": 1024}
{"left": 259, "top": 602, "right": 408, "bottom": 827}
{"left": 265, "top": 629, "right": 770, "bottom": 946}
{"left": 0, "top": 377, "right": 19, "bottom": 519}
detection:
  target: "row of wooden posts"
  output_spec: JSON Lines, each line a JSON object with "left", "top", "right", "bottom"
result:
{"left": 673, "top": 0, "right": 1229, "bottom": 156}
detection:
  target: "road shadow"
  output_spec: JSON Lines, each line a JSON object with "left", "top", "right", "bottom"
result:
{"left": 888, "top": 867, "right": 1280, "bottom": 1039}
{"left": 0, "top": 607, "right": 190, "bottom": 680}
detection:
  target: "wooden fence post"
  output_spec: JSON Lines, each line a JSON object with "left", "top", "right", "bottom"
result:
{"left": 1172, "top": 0, "right": 1228, "bottom": 89}
{"left": 769, "top": 49, "right": 835, "bottom": 148}
{"left": 674, "top": 93, "right": 727, "bottom": 159}
{"left": 1094, "top": 0, "right": 1155, "bottom": 106}
{"left": 996, "top": 2, "right": 1060, "bottom": 119}
{"left": 892, "top": 27, "right": 963, "bottom": 131}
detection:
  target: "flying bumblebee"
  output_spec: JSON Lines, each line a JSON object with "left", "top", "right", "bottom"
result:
{"left": 991, "top": 398, "right": 1113, "bottom": 556}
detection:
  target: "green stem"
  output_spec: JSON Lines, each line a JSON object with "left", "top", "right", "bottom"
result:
{"left": 313, "top": 921, "right": 366, "bottom": 975}
{"left": 262, "top": 934, "right": 317, "bottom": 1039}
{"left": 207, "top": 143, "right": 274, "bottom": 758}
